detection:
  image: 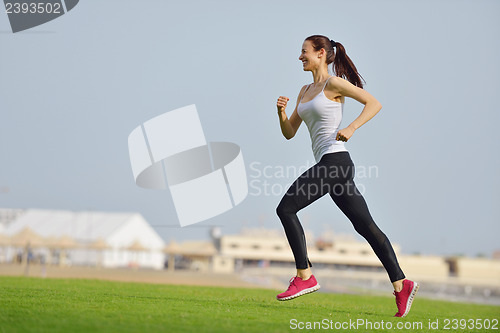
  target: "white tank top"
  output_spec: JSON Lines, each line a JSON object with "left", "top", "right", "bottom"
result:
{"left": 297, "top": 76, "right": 347, "bottom": 163}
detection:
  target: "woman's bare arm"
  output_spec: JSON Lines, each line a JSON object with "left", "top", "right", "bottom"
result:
{"left": 277, "top": 85, "right": 307, "bottom": 140}
{"left": 327, "top": 77, "right": 382, "bottom": 141}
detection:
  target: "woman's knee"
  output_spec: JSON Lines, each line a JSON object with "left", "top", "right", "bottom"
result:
{"left": 353, "top": 220, "right": 386, "bottom": 243}
{"left": 276, "top": 195, "right": 298, "bottom": 219}
{"left": 352, "top": 222, "right": 371, "bottom": 238}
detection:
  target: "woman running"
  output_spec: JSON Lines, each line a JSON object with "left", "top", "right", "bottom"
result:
{"left": 275, "top": 35, "right": 418, "bottom": 317}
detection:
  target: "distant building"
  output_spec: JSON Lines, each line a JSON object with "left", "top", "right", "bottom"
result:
{"left": 163, "top": 228, "right": 400, "bottom": 273}
{"left": 0, "top": 208, "right": 165, "bottom": 269}
{"left": 167, "top": 227, "right": 500, "bottom": 287}
{"left": 219, "top": 228, "right": 396, "bottom": 269}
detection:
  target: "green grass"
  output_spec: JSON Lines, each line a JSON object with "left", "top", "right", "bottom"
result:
{"left": 0, "top": 277, "right": 498, "bottom": 333}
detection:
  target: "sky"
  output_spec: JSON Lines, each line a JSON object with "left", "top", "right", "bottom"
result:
{"left": 1, "top": 0, "right": 499, "bottom": 257}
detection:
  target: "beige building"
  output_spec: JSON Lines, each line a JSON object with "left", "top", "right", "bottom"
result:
{"left": 169, "top": 228, "right": 500, "bottom": 287}
{"left": 219, "top": 228, "right": 396, "bottom": 268}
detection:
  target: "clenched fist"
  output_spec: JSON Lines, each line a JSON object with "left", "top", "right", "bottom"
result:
{"left": 336, "top": 126, "right": 355, "bottom": 142}
{"left": 277, "top": 96, "right": 290, "bottom": 114}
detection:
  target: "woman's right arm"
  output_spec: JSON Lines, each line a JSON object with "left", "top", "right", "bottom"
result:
{"left": 276, "top": 85, "right": 306, "bottom": 140}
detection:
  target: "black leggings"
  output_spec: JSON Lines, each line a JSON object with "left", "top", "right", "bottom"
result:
{"left": 276, "top": 151, "right": 405, "bottom": 283}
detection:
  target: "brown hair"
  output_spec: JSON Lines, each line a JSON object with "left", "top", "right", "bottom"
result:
{"left": 305, "top": 35, "right": 365, "bottom": 88}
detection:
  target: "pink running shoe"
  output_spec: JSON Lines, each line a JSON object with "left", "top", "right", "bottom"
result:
{"left": 276, "top": 275, "right": 320, "bottom": 301}
{"left": 394, "top": 279, "right": 419, "bottom": 317}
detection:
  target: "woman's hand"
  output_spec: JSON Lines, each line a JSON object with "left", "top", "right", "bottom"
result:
{"left": 277, "top": 96, "right": 290, "bottom": 113}
{"left": 336, "top": 125, "right": 356, "bottom": 142}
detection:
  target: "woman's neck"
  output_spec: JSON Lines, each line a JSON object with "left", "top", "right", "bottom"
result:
{"left": 311, "top": 67, "right": 330, "bottom": 84}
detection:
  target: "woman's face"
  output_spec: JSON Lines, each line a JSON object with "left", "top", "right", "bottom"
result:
{"left": 299, "top": 40, "right": 320, "bottom": 71}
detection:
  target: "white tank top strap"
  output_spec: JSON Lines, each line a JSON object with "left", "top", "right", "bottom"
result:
{"left": 321, "top": 76, "right": 333, "bottom": 92}
{"left": 299, "top": 84, "right": 311, "bottom": 103}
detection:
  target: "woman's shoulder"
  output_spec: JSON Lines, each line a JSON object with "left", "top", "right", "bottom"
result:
{"left": 326, "top": 75, "right": 348, "bottom": 86}
{"left": 297, "top": 84, "right": 310, "bottom": 96}
{"left": 300, "top": 83, "right": 311, "bottom": 90}
{"left": 325, "top": 76, "right": 352, "bottom": 93}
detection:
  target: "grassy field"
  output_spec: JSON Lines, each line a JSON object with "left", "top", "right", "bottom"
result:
{"left": 0, "top": 276, "right": 499, "bottom": 333}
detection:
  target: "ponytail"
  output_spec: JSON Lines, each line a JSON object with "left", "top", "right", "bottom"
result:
{"left": 332, "top": 41, "right": 365, "bottom": 88}
{"left": 305, "top": 35, "right": 365, "bottom": 88}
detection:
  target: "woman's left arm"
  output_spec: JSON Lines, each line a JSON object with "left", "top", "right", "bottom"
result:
{"left": 328, "top": 76, "right": 382, "bottom": 142}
